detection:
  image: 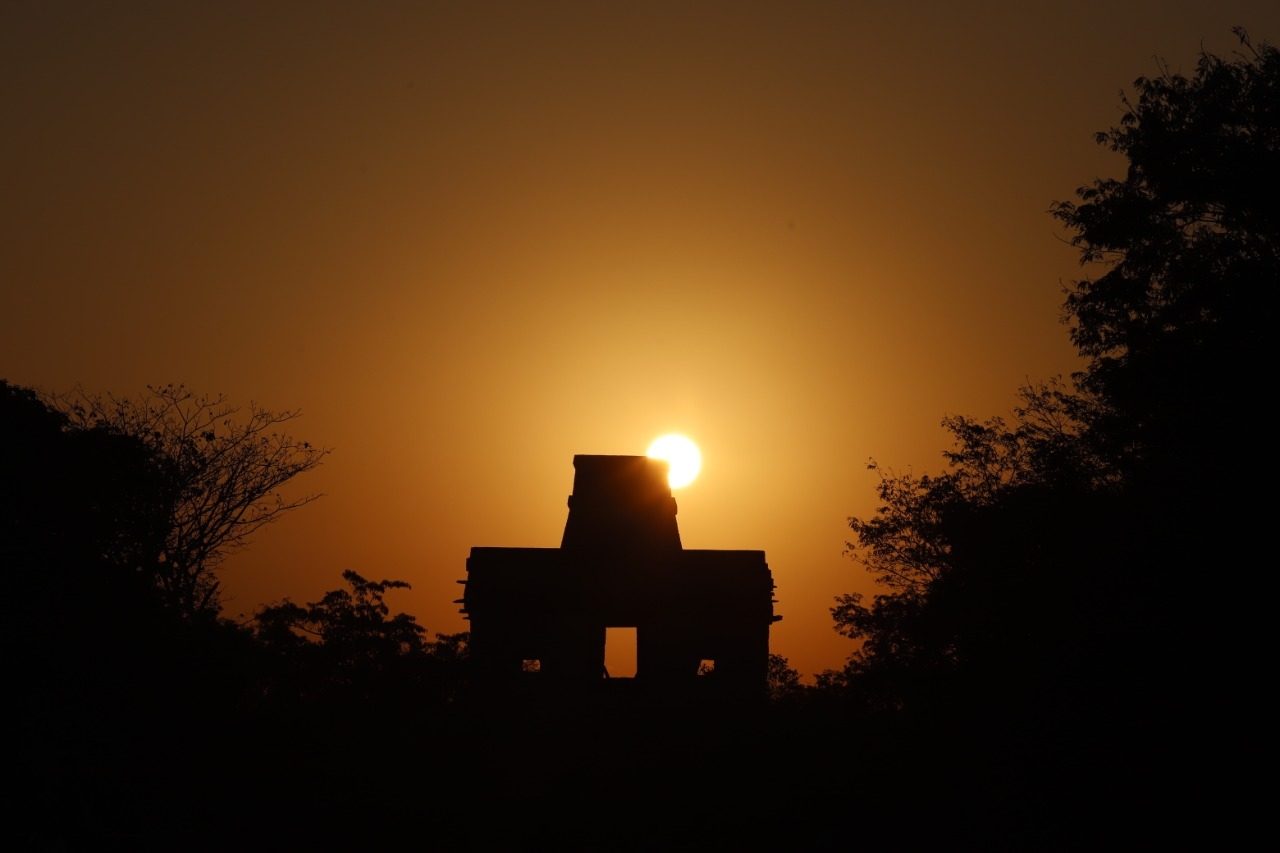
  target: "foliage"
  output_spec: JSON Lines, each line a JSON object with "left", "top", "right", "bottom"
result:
{"left": 51, "top": 383, "right": 329, "bottom": 618}
{"left": 843, "top": 381, "right": 1107, "bottom": 600}
{"left": 841, "top": 379, "right": 1100, "bottom": 593}
{"left": 833, "top": 393, "right": 1144, "bottom": 716}
{"left": 6, "top": 380, "right": 269, "bottom": 833}
{"left": 3, "top": 380, "right": 171, "bottom": 614}
{"left": 253, "top": 571, "right": 470, "bottom": 704}
{"left": 835, "top": 30, "right": 1277, "bottom": 711}
{"left": 255, "top": 570, "right": 427, "bottom": 659}
{"left": 1052, "top": 27, "right": 1276, "bottom": 363}
{"left": 765, "top": 653, "right": 804, "bottom": 703}
{"left": 1049, "top": 27, "right": 1277, "bottom": 467}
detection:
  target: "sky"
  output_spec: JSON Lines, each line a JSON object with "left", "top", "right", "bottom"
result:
{"left": 4, "top": 1, "right": 1277, "bottom": 680}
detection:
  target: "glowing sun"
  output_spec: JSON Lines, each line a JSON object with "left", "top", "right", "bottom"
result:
{"left": 647, "top": 434, "right": 702, "bottom": 489}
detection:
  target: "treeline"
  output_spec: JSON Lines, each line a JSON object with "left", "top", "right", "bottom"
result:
{"left": 802, "top": 28, "right": 1276, "bottom": 846}
{"left": 2, "top": 379, "right": 473, "bottom": 702}
{"left": 3, "top": 382, "right": 479, "bottom": 847}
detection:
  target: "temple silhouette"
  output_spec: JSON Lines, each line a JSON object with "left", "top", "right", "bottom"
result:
{"left": 461, "top": 455, "right": 780, "bottom": 700}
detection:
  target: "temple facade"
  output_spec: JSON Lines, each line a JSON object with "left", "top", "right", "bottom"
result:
{"left": 460, "top": 455, "right": 780, "bottom": 699}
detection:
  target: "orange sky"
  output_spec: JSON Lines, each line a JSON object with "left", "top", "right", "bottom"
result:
{"left": 4, "top": 2, "right": 1276, "bottom": 679}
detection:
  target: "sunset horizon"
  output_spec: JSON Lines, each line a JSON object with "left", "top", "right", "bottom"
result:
{"left": 5, "top": 2, "right": 1275, "bottom": 683}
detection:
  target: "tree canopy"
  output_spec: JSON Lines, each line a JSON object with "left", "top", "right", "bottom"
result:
{"left": 1050, "top": 26, "right": 1277, "bottom": 471}
{"left": 1054, "top": 27, "right": 1276, "bottom": 364}
{"left": 253, "top": 570, "right": 471, "bottom": 706}
{"left": 834, "top": 29, "right": 1276, "bottom": 718}
{"left": 51, "top": 383, "right": 330, "bottom": 618}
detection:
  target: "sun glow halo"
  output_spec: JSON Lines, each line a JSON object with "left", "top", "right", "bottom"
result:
{"left": 646, "top": 434, "right": 702, "bottom": 489}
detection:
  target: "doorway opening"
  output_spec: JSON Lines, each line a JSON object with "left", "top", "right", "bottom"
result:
{"left": 605, "top": 627, "right": 638, "bottom": 678}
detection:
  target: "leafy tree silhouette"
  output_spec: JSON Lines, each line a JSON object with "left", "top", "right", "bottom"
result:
{"left": 831, "top": 382, "right": 1115, "bottom": 714}
{"left": 3, "top": 379, "right": 174, "bottom": 653}
{"left": 5, "top": 384, "right": 478, "bottom": 847}
{"left": 49, "top": 383, "right": 329, "bottom": 618}
{"left": 765, "top": 653, "right": 805, "bottom": 703}
{"left": 837, "top": 25, "right": 1276, "bottom": 697}
{"left": 253, "top": 570, "right": 470, "bottom": 707}
{"left": 4, "top": 380, "right": 268, "bottom": 847}
{"left": 1050, "top": 26, "right": 1277, "bottom": 479}
{"left": 828, "top": 29, "right": 1277, "bottom": 842}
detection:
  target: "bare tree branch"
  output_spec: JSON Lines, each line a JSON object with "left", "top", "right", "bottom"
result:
{"left": 49, "top": 383, "right": 330, "bottom": 618}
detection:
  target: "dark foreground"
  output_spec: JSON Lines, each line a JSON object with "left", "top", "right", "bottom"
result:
{"left": 18, "top": 675, "right": 1192, "bottom": 852}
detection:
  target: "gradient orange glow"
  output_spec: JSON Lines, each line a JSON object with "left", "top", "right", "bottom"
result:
{"left": 3, "top": 3, "right": 1276, "bottom": 679}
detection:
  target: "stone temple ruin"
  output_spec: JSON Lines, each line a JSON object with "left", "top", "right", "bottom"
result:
{"left": 460, "top": 454, "right": 780, "bottom": 700}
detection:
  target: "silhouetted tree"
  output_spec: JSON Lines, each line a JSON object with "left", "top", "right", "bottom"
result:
{"left": 253, "top": 571, "right": 470, "bottom": 707}
{"left": 5, "top": 380, "right": 271, "bottom": 845}
{"left": 1045, "top": 28, "right": 1276, "bottom": 693}
{"left": 51, "top": 383, "right": 329, "bottom": 618}
{"left": 3, "top": 380, "right": 173, "bottom": 636}
{"left": 257, "top": 569, "right": 424, "bottom": 648}
{"left": 833, "top": 382, "right": 1108, "bottom": 693}
{"left": 765, "top": 653, "right": 804, "bottom": 703}
{"left": 831, "top": 36, "right": 1276, "bottom": 825}
{"left": 427, "top": 629, "right": 472, "bottom": 684}
{"left": 1050, "top": 26, "right": 1277, "bottom": 475}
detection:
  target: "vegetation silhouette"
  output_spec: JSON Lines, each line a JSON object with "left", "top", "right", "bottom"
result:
{"left": 49, "top": 383, "right": 330, "bottom": 619}
{"left": 5, "top": 26, "right": 1273, "bottom": 850}
{"left": 251, "top": 569, "right": 471, "bottom": 708}
{"left": 826, "top": 26, "right": 1276, "bottom": 847}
